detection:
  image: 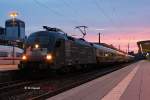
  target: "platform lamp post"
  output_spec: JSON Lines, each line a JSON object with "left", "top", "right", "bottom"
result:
{"left": 95, "top": 28, "right": 104, "bottom": 44}
{"left": 98, "top": 33, "right": 101, "bottom": 44}
{"left": 127, "top": 37, "right": 131, "bottom": 54}
{"left": 9, "top": 12, "right": 18, "bottom": 23}
{"left": 118, "top": 38, "right": 120, "bottom": 50}
{"left": 9, "top": 12, "right": 18, "bottom": 64}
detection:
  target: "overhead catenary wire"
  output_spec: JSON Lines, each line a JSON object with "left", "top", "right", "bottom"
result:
{"left": 93, "top": 0, "right": 116, "bottom": 25}
{"left": 61, "top": 0, "right": 79, "bottom": 16}
{"left": 60, "top": 0, "right": 81, "bottom": 24}
{"left": 97, "top": 1, "right": 130, "bottom": 52}
{"left": 92, "top": 0, "right": 125, "bottom": 50}
{"left": 33, "top": 0, "right": 79, "bottom": 25}
{"left": 33, "top": 0, "right": 63, "bottom": 16}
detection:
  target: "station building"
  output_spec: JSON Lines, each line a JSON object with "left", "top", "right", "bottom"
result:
{"left": 137, "top": 40, "right": 150, "bottom": 59}
{"left": 5, "top": 18, "right": 25, "bottom": 41}
{"left": 0, "top": 27, "right": 5, "bottom": 34}
{"left": 0, "top": 27, "right": 5, "bottom": 40}
{"left": 0, "top": 19, "right": 25, "bottom": 57}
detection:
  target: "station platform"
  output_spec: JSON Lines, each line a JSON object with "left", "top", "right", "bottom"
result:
{"left": 0, "top": 64, "right": 18, "bottom": 71}
{"left": 48, "top": 60, "right": 150, "bottom": 100}
{"left": 0, "top": 60, "right": 19, "bottom": 71}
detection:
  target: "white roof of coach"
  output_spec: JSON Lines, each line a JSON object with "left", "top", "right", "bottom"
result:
{"left": 93, "top": 44, "right": 117, "bottom": 53}
{"left": 0, "top": 45, "right": 23, "bottom": 53}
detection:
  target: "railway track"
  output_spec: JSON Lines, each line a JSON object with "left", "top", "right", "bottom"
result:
{"left": 0, "top": 80, "right": 24, "bottom": 88}
{"left": 30, "top": 62, "right": 137, "bottom": 100}
{"left": 30, "top": 63, "right": 131, "bottom": 100}
{"left": 0, "top": 80, "right": 39, "bottom": 97}
{"left": 0, "top": 62, "right": 135, "bottom": 100}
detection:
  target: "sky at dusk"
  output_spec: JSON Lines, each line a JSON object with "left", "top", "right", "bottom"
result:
{"left": 0, "top": 0, "right": 150, "bottom": 52}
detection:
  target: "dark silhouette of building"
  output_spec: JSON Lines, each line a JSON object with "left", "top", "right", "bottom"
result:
{"left": 0, "top": 27, "right": 5, "bottom": 35}
{"left": 137, "top": 40, "right": 150, "bottom": 53}
{"left": 137, "top": 40, "right": 150, "bottom": 59}
{"left": 0, "top": 27, "right": 5, "bottom": 40}
{"left": 5, "top": 18, "right": 25, "bottom": 41}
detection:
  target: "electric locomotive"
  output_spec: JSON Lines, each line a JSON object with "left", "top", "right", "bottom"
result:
{"left": 18, "top": 26, "right": 96, "bottom": 70}
{"left": 18, "top": 26, "right": 134, "bottom": 71}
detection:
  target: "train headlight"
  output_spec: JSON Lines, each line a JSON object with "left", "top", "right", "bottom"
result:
{"left": 35, "top": 44, "right": 39, "bottom": 49}
{"left": 46, "top": 54, "right": 52, "bottom": 60}
{"left": 22, "top": 55, "right": 27, "bottom": 60}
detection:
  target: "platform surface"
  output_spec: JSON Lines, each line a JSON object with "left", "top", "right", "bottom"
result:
{"left": 0, "top": 60, "right": 19, "bottom": 71}
{"left": 0, "top": 64, "right": 18, "bottom": 71}
{"left": 48, "top": 60, "right": 149, "bottom": 100}
{"left": 0, "top": 59, "right": 20, "bottom": 65}
{"left": 120, "top": 60, "right": 150, "bottom": 100}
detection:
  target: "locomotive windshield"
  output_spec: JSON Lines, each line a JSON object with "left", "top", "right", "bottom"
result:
{"left": 26, "top": 31, "right": 55, "bottom": 50}
{"left": 27, "top": 35, "right": 50, "bottom": 44}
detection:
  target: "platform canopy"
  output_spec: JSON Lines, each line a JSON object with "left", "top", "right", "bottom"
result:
{"left": 137, "top": 40, "right": 150, "bottom": 53}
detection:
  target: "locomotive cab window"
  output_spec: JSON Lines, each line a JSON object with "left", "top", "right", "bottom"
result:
{"left": 26, "top": 31, "right": 56, "bottom": 51}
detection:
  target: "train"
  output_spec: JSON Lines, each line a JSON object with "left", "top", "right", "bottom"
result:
{"left": 18, "top": 26, "right": 134, "bottom": 71}
{"left": 0, "top": 45, "right": 23, "bottom": 58}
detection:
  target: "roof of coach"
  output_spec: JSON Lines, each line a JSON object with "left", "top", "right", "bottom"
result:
{"left": 93, "top": 44, "right": 116, "bottom": 53}
{"left": 127, "top": 55, "right": 134, "bottom": 58}
{"left": 75, "top": 38, "right": 92, "bottom": 46}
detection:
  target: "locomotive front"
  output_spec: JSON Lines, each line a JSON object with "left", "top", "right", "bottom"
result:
{"left": 18, "top": 31, "right": 58, "bottom": 70}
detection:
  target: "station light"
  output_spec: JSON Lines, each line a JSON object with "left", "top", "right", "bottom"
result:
{"left": 46, "top": 54, "right": 52, "bottom": 60}
{"left": 9, "top": 12, "right": 19, "bottom": 64}
{"left": 9, "top": 12, "right": 18, "bottom": 18}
